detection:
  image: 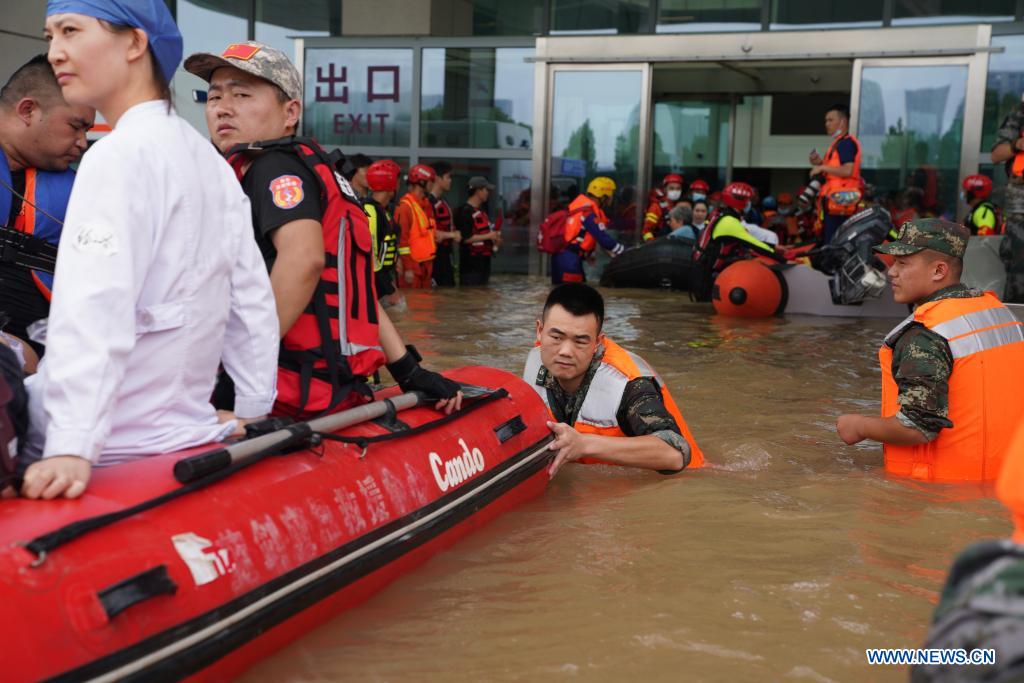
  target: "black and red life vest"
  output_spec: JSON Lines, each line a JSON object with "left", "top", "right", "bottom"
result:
{"left": 228, "top": 137, "right": 385, "bottom": 416}
{"left": 432, "top": 195, "right": 453, "bottom": 247}
{"left": 467, "top": 206, "right": 493, "bottom": 257}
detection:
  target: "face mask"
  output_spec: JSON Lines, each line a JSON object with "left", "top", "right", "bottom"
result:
{"left": 691, "top": 192, "right": 706, "bottom": 201}
{"left": 667, "top": 190, "right": 682, "bottom": 201}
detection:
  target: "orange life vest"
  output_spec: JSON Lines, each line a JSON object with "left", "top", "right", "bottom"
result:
{"left": 997, "top": 422, "right": 1024, "bottom": 544}
{"left": 564, "top": 194, "right": 609, "bottom": 255}
{"left": 821, "top": 133, "right": 862, "bottom": 216}
{"left": 879, "top": 292, "right": 1024, "bottom": 481}
{"left": 397, "top": 193, "right": 437, "bottom": 263}
{"left": 228, "top": 138, "right": 385, "bottom": 415}
{"left": 523, "top": 338, "right": 705, "bottom": 470}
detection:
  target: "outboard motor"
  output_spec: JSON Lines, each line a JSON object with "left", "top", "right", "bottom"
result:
{"left": 812, "top": 205, "right": 893, "bottom": 305}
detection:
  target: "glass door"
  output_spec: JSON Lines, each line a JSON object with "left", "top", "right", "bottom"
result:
{"left": 547, "top": 66, "right": 649, "bottom": 241}
{"left": 651, "top": 99, "right": 731, "bottom": 192}
{"left": 851, "top": 56, "right": 985, "bottom": 221}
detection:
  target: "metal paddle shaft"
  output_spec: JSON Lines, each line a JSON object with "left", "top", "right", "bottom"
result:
{"left": 173, "top": 392, "right": 423, "bottom": 484}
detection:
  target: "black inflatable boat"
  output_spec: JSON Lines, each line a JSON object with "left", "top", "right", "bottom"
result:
{"left": 599, "top": 237, "right": 694, "bottom": 290}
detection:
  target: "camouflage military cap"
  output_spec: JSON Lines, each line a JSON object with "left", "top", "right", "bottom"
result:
{"left": 873, "top": 218, "right": 969, "bottom": 259}
{"left": 184, "top": 42, "right": 302, "bottom": 102}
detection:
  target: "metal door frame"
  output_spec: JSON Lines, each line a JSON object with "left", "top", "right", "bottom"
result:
{"left": 850, "top": 54, "right": 989, "bottom": 219}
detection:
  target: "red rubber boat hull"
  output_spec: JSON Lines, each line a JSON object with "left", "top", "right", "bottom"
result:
{"left": 0, "top": 366, "right": 552, "bottom": 682}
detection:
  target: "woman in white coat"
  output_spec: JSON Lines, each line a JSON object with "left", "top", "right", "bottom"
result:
{"left": 22, "top": 0, "right": 279, "bottom": 499}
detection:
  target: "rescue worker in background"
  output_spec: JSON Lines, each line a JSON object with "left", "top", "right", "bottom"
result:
{"left": 188, "top": 42, "right": 462, "bottom": 418}
{"left": 0, "top": 54, "right": 93, "bottom": 357}
{"left": 961, "top": 174, "right": 1000, "bottom": 235}
{"left": 809, "top": 103, "right": 862, "bottom": 245}
{"left": 22, "top": 1, "right": 281, "bottom": 500}
{"left": 429, "top": 161, "right": 460, "bottom": 287}
{"left": 523, "top": 283, "right": 704, "bottom": 478}
{"left": 991, "top": 101, "right": 1024, "bottom": 303}
{"left": 690, "top": 182, "right": 780, "bottom": 302}
{"left": 552, "top": 177, "right": 625, "bottom": 285}
{"left": 364, "top": 159, "right": 401, "bottom": 302}
{"left": 688, "top": 178, "right": 710, "bottom": 203}
{"left": 836, "top": 219, "right": 1024, "bottom": 482}
{"left": 642, "top": 172, "right": 684, "bottom": 241}
{"left": 395, "top": 164, "right": 438, "bottom": 289}
{"left": 456, "top": 176, "right": 501, "bottom": 286}
{"left": 341, "top": 152, "right": 372, "bottom": 201}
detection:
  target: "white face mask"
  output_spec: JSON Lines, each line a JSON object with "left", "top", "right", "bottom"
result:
{"left": 691, "top": 192, "right": 706, "bottom": 201}
{"left": 667, "top": 190, "right": 682, "bottom": 201}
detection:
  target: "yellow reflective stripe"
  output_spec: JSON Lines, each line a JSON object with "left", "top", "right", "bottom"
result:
{"left": 645, "top": 212, "right": 659, "bottom": 222}
{"left": 643, "top": 233, "right": 654, "bottom": 241}
{"left": 398, "top": 246, "right": 411, "bottom": 255}
{"left": 711, "top": 216, "right": 773, "bottom": 253}
{"left": 947, "top": 322, "right": 1024, "bottom": 359}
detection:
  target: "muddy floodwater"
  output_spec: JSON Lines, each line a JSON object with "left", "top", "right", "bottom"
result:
{"left": 242, "top": 275, "right": 1011, "bottom": 682}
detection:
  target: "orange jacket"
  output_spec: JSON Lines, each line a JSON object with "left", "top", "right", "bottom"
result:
{"left": 997, "top": 423, "right": 1024, "bottom": 544}
{"left": 879, "top": 292, "right": 1024, "bottom": 481}
{"left": 523, "top": 338, "right": 705, "bottom": 470}
{"left": 395, "top": 192, "right": 437, "bottom": 263}
{"left": 643, "top": 194, "right": 675, "bottom": 240}
{"left": 564, "top": 194, "right": 609, "bottom": 255}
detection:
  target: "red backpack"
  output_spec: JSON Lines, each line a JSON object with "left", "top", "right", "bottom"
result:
{"left": 537, "top": 207, "right": 585, "bottom": 254}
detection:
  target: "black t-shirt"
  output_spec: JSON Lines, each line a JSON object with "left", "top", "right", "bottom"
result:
{"left": 241, "top": 149, "right": 323, "bottom": 269}
{"left": 833, "top": 136, "right": 858, "bottom": 165}
{"left": 0, "top": 170, "right": 49, "bottom": 352}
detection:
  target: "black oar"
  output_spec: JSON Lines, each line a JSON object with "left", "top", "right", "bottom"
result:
{"left": 173, "top": 392, "right": 424, "bottom": 483}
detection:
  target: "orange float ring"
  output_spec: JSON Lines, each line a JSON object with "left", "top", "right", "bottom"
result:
{"left": 712, "top": 259, "right": 788, "bottom": 317}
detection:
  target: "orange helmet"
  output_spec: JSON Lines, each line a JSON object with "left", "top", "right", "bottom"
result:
{"left": 367, "top": 159, "right": 401, "bottom": 192}
{"left": 662, "top": 173, "right": 684, "bottom": 187}
{"left": 722, "top": 182, "right": 755, "bottom": 212}
{"left": 962, "top": 174, "right": 993, "bottom": 200}
{"left": 408, "top": 163, "right": 436, "bottom": 186}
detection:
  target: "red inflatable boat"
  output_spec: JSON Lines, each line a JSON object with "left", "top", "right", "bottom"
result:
{"left": 0, "top": 367, "right": 552, "bottom": 682}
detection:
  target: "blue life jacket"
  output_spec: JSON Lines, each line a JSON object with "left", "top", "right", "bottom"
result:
{"left": 0, "top": 147, "right": 75, "bottom": 297}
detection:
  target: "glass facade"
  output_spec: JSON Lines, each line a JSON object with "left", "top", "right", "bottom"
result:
{"left": 657, "top": 0, "right": 762, "bottom": 33}
{"left": 892, "top": 0, "right": 1015, "bottom": 24}
{"left": 551, "top": 0, "right": 650, "bottom": 34}
{"left": 420, "top": 48, "right": 534, "bottom": 150}
{"left": 550, "top": 70, "right": 644, "bottom": 237}
{"left": 254, "top": 0, "right": 334, "bottom": 56}
{"left": 983, "top": 35, "right": 1024, "bottom": 153}
{"left": 770, "top": 0, "right": 883, "bottom": 28}
{"left": 857, "top": 64, "right": 968, "bottom": 218}
{"left": 651, "top": 100, "right": 729, "bottom": 190}
{"left": 471, "top": 0, "right": 545, "bottom": 35}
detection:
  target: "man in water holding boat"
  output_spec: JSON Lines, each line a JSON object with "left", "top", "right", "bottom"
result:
{"left": 185, "top": 42, "right": 462, "bottom": 418}
{"left": 836, "top": 218, "right": 1024, "bottom": 481}
{"left": 524, "top": 283, "right": 704, "bottom": 477}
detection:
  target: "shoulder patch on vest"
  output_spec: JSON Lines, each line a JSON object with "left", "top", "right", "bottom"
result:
{"left": 269, "top": 175, "right": 304, "bottom": 210}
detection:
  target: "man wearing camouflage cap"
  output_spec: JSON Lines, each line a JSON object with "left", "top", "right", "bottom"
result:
{"left": 184, "top": 42, "right": 462, "bottom": 417}
{"left": 836, "top": 218, "right": 1024, "bottom": 482}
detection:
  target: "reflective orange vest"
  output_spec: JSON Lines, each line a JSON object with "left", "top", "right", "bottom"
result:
{"left": 523, "top": 338, "right": 705, "bottom": 470}
{"left": 997, "top": 422, "right": 1024, "bottom": 544}
{"left": 564, "top": 194, "right": 609, "bottom": 255}
{"left": 397, "top": 193, "right": 437, "bottom": 263}
{"left": 228, "top": 138, "right": 385, "bottom": 415}
{"left": 879, "top": 292, "right": 1024, "bottom": 481}
{"left": 821, "top": 133, "right": 862, "bottom": 216}
{"left": 643, "top": 191, "right": 675, "bottom": 240}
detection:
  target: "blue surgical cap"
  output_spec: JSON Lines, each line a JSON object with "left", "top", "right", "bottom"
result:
{"left": 47, "top": 0, "right": 183, "bottom": 83}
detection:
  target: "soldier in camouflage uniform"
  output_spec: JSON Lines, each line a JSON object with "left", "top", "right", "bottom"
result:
{"left": 523, "top": 283, "right": 702, "bottom": 477}
{"left": 991, "top": 102, "right": 1024, "bottom": 302}
{"left": 836, "top": 219, "right": 976, "bottom": 448}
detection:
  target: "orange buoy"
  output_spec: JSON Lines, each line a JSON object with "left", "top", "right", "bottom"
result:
{"left": 712, "top": 259, "right": 787, "bottom": 317}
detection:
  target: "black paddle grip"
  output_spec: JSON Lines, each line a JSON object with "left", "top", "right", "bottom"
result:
{"left": 173, "top": 448, "right": 231, "bottom": 484}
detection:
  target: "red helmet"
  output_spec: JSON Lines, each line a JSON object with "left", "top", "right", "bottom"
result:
{"left": 722, "top": 182, "right": 755, "bottom": 212}
{"left": 689, "top": 179, "right": 710, "bottom": 194}
{"left": 962, "top": 174, "right": 993, "bottom": 200}
{"left": 662, "top": 173, "right": 684, "bottom": 187}
{"left": 407, "top": 163, "right": 436, "bottom": 186}
{"left": 367, "top": 159, "right": 400, "bottom": 192}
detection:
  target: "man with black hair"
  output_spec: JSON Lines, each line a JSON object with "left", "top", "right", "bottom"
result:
{"left": 523, "top": 283, "right": 704, "bottom": 477}
{"left": 0, "top": 54, "right": 94, "bottom": 355}
{"left": 343, "top": 152, "right": 372, "bottom": 200}
{"left": 809, "top": 103, "right": 861, "bottom": 244}
{"left": 429, "top": 161, "right": 460, "bottom": 287}
{"left": 456, "top": 176, "right": 501, "bottom": 286}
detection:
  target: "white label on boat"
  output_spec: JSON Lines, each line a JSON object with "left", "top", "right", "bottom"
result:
{"left": 172, "top": 532, "right": 234, "bottom": 586}
{"left": 429, "top": 438, "right": 486, "bottom": 492}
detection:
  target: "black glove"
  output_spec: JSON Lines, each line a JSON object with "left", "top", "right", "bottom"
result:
{"left": 386, "top": 345, "right": 460, "bottom": 400}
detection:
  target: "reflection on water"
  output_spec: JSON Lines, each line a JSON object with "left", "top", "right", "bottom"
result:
{"left": 242, "top": 276, "right": 1010, "bottom": 682}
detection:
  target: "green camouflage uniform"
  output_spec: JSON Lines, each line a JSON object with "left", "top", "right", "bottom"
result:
{"left": 533, "top": 344, "right": 692, "bottom": 472}
{"left": 993, "top": 103, "right": 1024, "bottom": 302}
{"left": 875, "top": 219, "right": 977, "bottom": 440}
